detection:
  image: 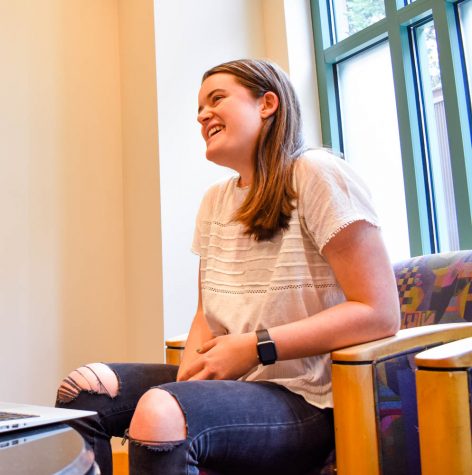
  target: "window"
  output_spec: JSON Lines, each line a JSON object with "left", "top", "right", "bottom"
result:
{"left": 337, "top": 43, "right": 410, "bottom": 260}
{"left": 414, "top": 21, "right": 459, "bottom": 251}
{"left": 311, "top": 0, "right": 472, "bottom": 258}
{"left": 332, "top": 0, "right": 386, "bottom": 42}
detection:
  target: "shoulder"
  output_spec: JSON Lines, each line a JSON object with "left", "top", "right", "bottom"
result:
{"left": 198, "top": 176, "right": 238, "bottom": 210}
{"left": 295, "top": 148, "right": 353, "bottom": 178}
{"left": 204, "top": 175, "right": 237, "bottom": 196}
{"left": 295, "top": 149, "right": 370, "bottom": 193}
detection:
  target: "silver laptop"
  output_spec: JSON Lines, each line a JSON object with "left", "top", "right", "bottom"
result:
{"left": 0, "top": 423, "right": 71, "bottom": 450}
{"left": 0, "top": 401, "right": 96, "bottom": 433}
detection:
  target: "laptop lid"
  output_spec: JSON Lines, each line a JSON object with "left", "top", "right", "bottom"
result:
{"left": 0, "top": 402, "right": 96, "bottom": 434}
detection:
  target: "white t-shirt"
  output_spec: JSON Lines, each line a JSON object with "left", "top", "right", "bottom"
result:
{"left": 192, "top": 149, "right": 379, "bottom": 408}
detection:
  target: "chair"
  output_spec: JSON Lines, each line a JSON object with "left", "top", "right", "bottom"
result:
{"left": 165, "top": 250, "right": 472, "bottom": 474}
{"left": 415, "top": 336, "right": 472, "bottom": 475}
{"left": 331, "top": 250, "right": 472, "bottom": 475}
{"left": 165, "top": 333, "right": 188, "bottom": 366}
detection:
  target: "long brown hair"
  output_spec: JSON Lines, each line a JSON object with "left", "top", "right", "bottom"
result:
{"left": 202, "top": 59, "right": 305, "bottom": 241}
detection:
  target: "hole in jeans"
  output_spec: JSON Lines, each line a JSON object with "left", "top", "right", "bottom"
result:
{"left": 127, "top": 387, "right": 187, "bottom": 450}
{"left": 56, "top": 363, "right": 119, "bottom": 403}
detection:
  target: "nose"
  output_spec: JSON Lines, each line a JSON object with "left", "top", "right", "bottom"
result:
{"left": 197, "top": 106, "right": 212, "bottom": 125}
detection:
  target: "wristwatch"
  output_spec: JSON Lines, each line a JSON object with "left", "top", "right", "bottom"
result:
{"left": 256, "top": 329, "right": 277, "bottom": 366}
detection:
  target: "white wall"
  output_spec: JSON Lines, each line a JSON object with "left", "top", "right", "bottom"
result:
{"left": 282, "top": 0, "right": 322, "bottom": 147}
{"left": 156, "top": 0, "right": 320, "bottom": 339}
{"left": 155, "top": 0, "right": 266, "bottom": 339}
{"left": 0, "top": 0, "right": 319, "bottom": 404}
{"left": 0, "top": 1, "right": 128, "bottom": 404}
{"left": 0, "top": 0, "right": 163, "bottom": 404}
{"left": 118, "top": 0, "right": 165, "bottom": 363}
{"left": 262, "top": 0, "right": 321, "bottom": 147}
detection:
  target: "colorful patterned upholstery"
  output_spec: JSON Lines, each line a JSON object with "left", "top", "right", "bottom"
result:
{"left": 394, "top": 250, "right": 472, "bottom": 328}
{"left": 376, "top": 251, "right": 472, "bottom": 474}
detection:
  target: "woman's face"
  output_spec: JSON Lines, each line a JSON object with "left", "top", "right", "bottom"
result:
{"left": 197, "top": 73, "right": 264, "bottom": 175}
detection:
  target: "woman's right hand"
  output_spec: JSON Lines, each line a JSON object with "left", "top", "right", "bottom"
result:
{"left": 177, "top": 332, "right": 259, "bottom": 381}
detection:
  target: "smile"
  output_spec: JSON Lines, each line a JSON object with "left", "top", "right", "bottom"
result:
{"left": 208, "top": 125, "right": 224, "bottom": 139}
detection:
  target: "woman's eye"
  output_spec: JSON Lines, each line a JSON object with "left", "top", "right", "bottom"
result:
{"left": 212, "top": 95, "right": 223, "bottom": 104}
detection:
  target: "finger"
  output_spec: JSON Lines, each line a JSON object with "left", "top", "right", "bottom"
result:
{"left": 197, "top": 338, "right": 217, "bottom": 354}
{"left": 188, "top": 368, "right": 212, "bottom": 381}
{"left": 177, "top": 358, "right": 205, "bottom": 381}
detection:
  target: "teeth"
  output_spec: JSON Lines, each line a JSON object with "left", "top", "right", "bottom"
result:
{"left": 208, "top": 125, "right": 224, "bottom": 138}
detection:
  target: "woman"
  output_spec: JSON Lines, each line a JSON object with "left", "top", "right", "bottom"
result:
{"left": 56, "top": 59, "right": 400, "bottom": 474}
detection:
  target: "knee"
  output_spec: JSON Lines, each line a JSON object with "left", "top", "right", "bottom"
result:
{"left": 129, "top": 388, "right": 186, "bottom": 443}
{"left": 56, "top": 362, "right": 119, "bottom": 404}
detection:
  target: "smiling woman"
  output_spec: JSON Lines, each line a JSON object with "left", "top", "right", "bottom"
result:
{"left": 197, "top": 73, "right": 266, "bottom": 180}
{"left": 56, "top": 58, "right": 400, "bottom": 475}
{"left": 198, "top": 60, "right": 304, "bottom": 242}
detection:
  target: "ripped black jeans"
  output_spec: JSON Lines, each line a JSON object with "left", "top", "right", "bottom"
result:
{"left": 56, "top": 363, "right": 334, "bottom": 475}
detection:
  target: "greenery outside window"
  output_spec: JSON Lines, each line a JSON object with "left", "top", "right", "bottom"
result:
{"left": 311, "top": 0, "right": 472, "bottom": 258}
{"left": 332, "top": 0, "right": 386, "bottom": 41}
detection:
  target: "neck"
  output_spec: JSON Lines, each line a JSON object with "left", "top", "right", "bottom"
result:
{"left": 238, "top": 175, "right": 251, "bottom": 188}
{"left": 235, "top": 157, "right": 254, "bottom": 188}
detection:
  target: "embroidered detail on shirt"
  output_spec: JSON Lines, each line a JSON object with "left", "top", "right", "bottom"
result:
{"left": 201, "top": 220, "right": 239, "bottom": 228}
{"left": 201, "top": 218, "right": 302, "bottom": 228}
{"left": 318, "top": 218, "right": 379, "bottom": 251}
{"left": 201, "top": 282, "right": 337, "bottom": 294}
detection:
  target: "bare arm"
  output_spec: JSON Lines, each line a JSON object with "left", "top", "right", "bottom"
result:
{"left": 178, "top": 221, "right": 400, "bottom": 381}
{"left": 176, "top": 263, "right": 214, "bottom": 381}
{"left": 269, "top": 221, "right": 400, "bottom": 359}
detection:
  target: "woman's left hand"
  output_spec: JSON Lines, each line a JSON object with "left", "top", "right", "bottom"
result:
{"left": 177, "top": 333, "right": 259, "bottom": 381}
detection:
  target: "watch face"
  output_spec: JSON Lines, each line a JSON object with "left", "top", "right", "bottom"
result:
{"left": 258, "top": 341, "right": 277, "bottom": 365}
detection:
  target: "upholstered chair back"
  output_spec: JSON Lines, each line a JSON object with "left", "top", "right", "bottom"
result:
{"left": 373, "top": 251, "right": 472, "bottom": 474}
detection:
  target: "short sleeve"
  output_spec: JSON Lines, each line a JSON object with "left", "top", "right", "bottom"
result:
{"left": 296, "top": 150, "right": 380, "bottom": 254}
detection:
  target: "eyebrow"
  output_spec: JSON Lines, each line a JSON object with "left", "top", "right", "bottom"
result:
{"left": 198, "top": 88, "right": 226, "bottom": 114}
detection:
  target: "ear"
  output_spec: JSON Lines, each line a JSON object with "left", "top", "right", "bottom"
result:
{"left": 260, "top": 91, "right": 279, "bottom": 118}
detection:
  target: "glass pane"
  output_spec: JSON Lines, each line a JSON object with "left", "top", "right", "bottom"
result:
{"left": 332, "top": 0, "right": 386, "bottom": 42}
{"left": 459, "top": 0, "right": 472, "bottom": 104}
{"left": 337, "top": 43, "right": 411, "bottom": 261}
{"left": 415, "top": 22, "right": 460, "bottom": 251}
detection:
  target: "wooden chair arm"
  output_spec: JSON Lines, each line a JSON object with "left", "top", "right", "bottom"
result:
{"left": 415, "top": 336, "right": 472, "bottom": 368}
{"left": 165, "top": 333, "right": 188, "bottom": 365}
{"left": 165, "top": 333, "right": 189, "bottom": 349}
{"left": 331, "top": 322, "right": 472, "bottom": 363}
{"left": 415, "top": 336, "right": 472, "bottom": 474}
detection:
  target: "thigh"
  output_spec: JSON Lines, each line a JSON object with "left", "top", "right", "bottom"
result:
{"left": 60, "top": 363, "right": 178, "bottom": 437}
{"left": 99, "top": 363, "right": 179, "bottom": 436}
{"left": 158, "top": 380, "right": 334, "bottom": 474}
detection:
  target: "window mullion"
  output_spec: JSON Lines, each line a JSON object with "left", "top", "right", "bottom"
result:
{"left": 432, "top": 0, "right": 472, "bottom": 248}
{"left": 323, "top": 19, "right": 388, "bottom": 63}
{"left": 310, "top": 0, "right": 342, "bottom": 151}
{"left": 387, "top": 2, "right": 435, "bottom": 255}
{"left": 397, "top": 0, "right": 435, "bottom": 25}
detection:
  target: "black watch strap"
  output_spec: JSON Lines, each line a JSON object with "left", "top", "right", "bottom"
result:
{"left": 256, "top": 329, "right": 277, "bottom": 366}
{"left": 256, "top": 329, "right": 271, "bottom": 343}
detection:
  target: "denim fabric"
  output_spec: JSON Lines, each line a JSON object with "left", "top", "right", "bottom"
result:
{"left": 57, "top": 363, "right": 334, "bottom": 475}
{"left": 56, "top": 363, "right": 178, "bottom": 474}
